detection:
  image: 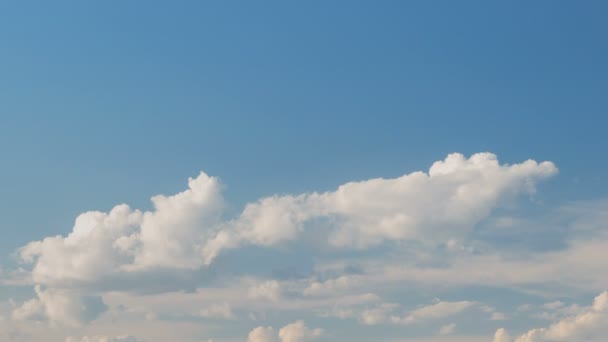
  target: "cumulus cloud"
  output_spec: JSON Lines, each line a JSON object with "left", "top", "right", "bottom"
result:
{"left": 16, "top": 153, "right": 556, "bottom": 294}
{"left": 278, "top": 320, "right": 323, "bottom": 342}
{"left": 19, "top": 172, "right": 223, "bottom": 288}
{"left": 7, "top": 151, "right": 563, "bottom": 342}
{"left": 496, "top": 291, "right": 608, "bottom": 342}
{"left": 248, "top": 326, "right": 277, "bottom": 342}
{"left": 204, "top": 153, "right": 556, "bottom": 260}
{"left": 248, "top": 321, "right": 322, "bottom": 342}
{"left": 494, "top": 328, "right": 512, "bottom": 342}
{"left": 7, "top": 145, "right": 608, "bottom": 342}
{"left": 12, "top": 285, "right": 106, "bottom": 327}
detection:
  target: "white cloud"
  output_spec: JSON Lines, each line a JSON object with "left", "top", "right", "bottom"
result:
{"left": 19, "top": 172, "right": 223, "bottom": 288}
{"left": 16, "top": 153, "right": 556, "bottom": 294}
{"left": 278, "top": 320, "right": 323, "bottom": 342}
{"left": 12, "top": 285, "right": 106, "bottom": 327}
{"left": 6, "top": 152, "right": 572, "bottom": 341}
{"left": 248, "top": 326, "right": 277, "bottom": 342}
{"left": 496, "top": 291, "right": 608, "bottom": 342}
{"left": 493, "top": 328, "right": 511, "bottom": 342}
{"left": 204, "top": 153, "right": 556, "bottom": 259}
{"left": 11, "top": 296, "right": 45, "bottom": 322}
{"left": 247, "top": 321, "right": 322, "bottom": 342}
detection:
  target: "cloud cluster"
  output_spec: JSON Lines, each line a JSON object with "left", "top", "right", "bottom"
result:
{"left": 496, "top": 291, "right": 608, "bottom": 342}
{"left": 16, "top": 153, "right": 557, "bottom": 292}
{"left": 6, "top": 152, "right": 567, "bottom": 339}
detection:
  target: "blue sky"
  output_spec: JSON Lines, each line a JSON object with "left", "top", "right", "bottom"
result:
{"left": 1, "top": 2, "right": 608, "bottom": 342}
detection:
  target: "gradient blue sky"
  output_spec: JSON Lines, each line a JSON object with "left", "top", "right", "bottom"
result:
{"left": 1, "top": 2, "right": 607, "bottom": 342}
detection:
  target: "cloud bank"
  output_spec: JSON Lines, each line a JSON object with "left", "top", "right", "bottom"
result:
{"left": 10, "top": 152, "right": 606, "bottom": 342}
{"left": 17, "top": 152, "right": 557, "bottom": 292}
{"left": 496, "top": 291, "right": 608, "bottom": 342}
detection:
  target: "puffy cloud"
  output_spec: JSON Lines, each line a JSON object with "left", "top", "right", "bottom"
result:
{"left": 496, "top": 291, "right": 608, "bottom": 342}
{"left": 133, "top": 172, "right": 224, "bottom": 269}
{"left": 493, "top": 328, "right": 511, "bottom": 342}
{"left": 12, "top": 285, "right": 106, "bottom": 327}
{"left": 11, "top": 296, "right": 45, "bottom": 322}
{"left": 204, "top": 152, "right": 556, "bottom": 261}
{"left": 324, "top": 154, "right": 555, "bottom": 248}
{"left": 7, "top": 152, "right": 562, "bottom": 342}
{"left": 65, "top": 336, "right": 140, "bottom": 342}
{"left": 18, "top": 204, "right": 143, "bottom": 287}
{"left": 247, "top": 321, "right": 322, "bottom": 342}
{"left": 19, "top": 172, "right": 223, "bottom": 288}
{"left": 278, "top": 320, "right": 323, "bottom": 342}
{"left": 16, "top": 153, "right": 556, "bottom": 294}
{"left": 248, "top": 326, "right": 277, "bottom": 342}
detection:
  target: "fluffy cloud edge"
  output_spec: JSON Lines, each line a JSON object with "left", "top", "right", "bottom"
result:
{"left": 495, "top": 291, "right": 608, "bottom": 342}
